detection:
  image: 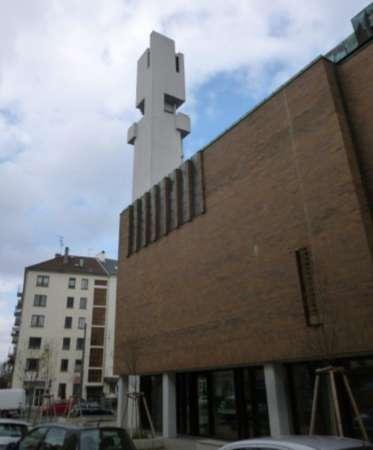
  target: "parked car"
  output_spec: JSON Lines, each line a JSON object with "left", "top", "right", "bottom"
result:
{"left": 0, "top": 419, "right": 29, "bottom": 450}
{"left": 42, "top": 400, "right": 75, "bottom": 416}
{"left": 5, "top": 423, "right": 137, "bottom": 450}
{"left": 68, "top": 403, "right": 114, "bottom": 418}
{"left": 220, "top": 436, "right": 372, "bottom": 450}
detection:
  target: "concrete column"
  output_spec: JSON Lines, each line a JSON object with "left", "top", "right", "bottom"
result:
{"left": 264, "top": 363, "right": 293, "bottom": 436}
{"left": 117, "top": 375, "right": 129, "bottom": 428}
{"left": 162, "top": 372, "right": 177, "bottom": 438}
{"left": 117, "top": 375, "right": 141, "bottom": 430}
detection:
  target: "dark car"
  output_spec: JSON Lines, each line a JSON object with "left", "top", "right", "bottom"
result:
{"left": 6, "top": 424, "right": 137, "bottom": 450}
{"left": 0, "top": 420, "right": 29, "bottom": 450}
{"left": 68, "top": 403, "right": 114, "bottom": 417}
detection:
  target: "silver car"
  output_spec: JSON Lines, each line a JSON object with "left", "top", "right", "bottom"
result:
{"left": 0, "top": 420, "right": 29, "bottom": 450}
{"left": 220, "top": 436, "right": 372, "bottom": 450}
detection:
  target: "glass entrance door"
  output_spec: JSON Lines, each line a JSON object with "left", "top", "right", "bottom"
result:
{"left": 213, "top": 370, "right": 237, "bottom": 439}
{"left": 198, "top": 375, "right": 210, "bottom": 435}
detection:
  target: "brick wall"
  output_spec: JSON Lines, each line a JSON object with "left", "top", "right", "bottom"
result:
{"left": 115, "top": 43, "right": 373, "bottom": 376}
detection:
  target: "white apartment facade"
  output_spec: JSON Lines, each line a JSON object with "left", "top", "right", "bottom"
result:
{"left": 12, "top": 248, "right": 118, "bottom": 405}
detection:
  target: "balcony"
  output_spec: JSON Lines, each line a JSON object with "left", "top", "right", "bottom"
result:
{"left": 12, "top": 335, "right": 19, "bottom": 345}
{"left": 7, "top": 352, "right": 15, "bottom": 364}
{"left": 14, "top": 318, "right": 21, "bottom": 327}
{"left": 11, "top": 328, "right": 19, "bottom": 337}
{"left": 15, "top": 300, "right": 22, "bottom": 311}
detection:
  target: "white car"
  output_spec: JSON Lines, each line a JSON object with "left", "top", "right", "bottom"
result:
{"left": 220, "top": 436, "right": 372, "bottom": 450}
{"left": 0, "top": 420, "right": 29, "bottom": 450}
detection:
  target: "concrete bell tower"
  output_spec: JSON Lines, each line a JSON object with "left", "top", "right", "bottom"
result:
{"left": 127, "top": 31, "right": 191, "bottom": 201}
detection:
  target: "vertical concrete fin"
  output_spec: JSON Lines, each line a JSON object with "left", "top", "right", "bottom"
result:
{"left": 150, "top": 185, "right": 160, "bottom": 242}
{"left": 173, "top": 168, "right": 183, "bottom": 229}
{"left": 142, "top": 192, "right": 151, "bottom": 246}
{"left": 182, "top": 159, "right": 194, "bottom": 222}
{"left": 134, "top": 198, "right": 142, "bottom": 252}
{"left": 161, "top": 177, "right": 171, "bottom": 236}
{"left": 126, "top": 206, "right": 134, "bottom": 257}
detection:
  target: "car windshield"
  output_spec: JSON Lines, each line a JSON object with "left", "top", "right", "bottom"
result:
{"left": 0, "top": 423, "right": 27, "bottom": 437}
{"left": 80, "top": 429, "right": 136, "bottom": 450}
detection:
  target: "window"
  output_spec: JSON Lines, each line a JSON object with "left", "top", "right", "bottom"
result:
{"left": 34, "top": 294, "right": 47, "bottom": 307}
{"left": 146, "top": 48, "right": 150, "bottom": 67}
{"left": 64, "top": 317, "right": 72, "bottom": 329}
{"left": 175, "top": 55, "right": 180, "bottom": 72}
{"left": 89, "top": 348, "right": 103, "bottom": 367}
{"left": 88, "top": 369, "right": 102, "bottom": 383}
{"left": 33, "top": 389, "right": 44, "bottom": 407}
{"left": 92, "top": 307, "right": 105, "bottom": 325}
{"left": 29, "top": 337, "right": 42, "bottom": 349}
{"left": 76, "top": 338, "right": 84, "bottom": 350}
{"left": 26, "top": 358, "right": 39, "bottom": 371}
{"left": 93, "top": 289, "right": 106, "bottom": 306}
{"left": 78, "top": 317, "right": 86, "bottom": 329}
{"left": 80, "top": 430, "right": 100, "bottom": 450}
{"left": 58, "top": 383, "right": 66, "bottom": 399}
{"left": 94, "top": 279, "right": 107, "bottom": 286}
{"left": 66, "top": 297, "right": 74, "bottom": 308}
{"left": 31, "top": 314, "right": 45, "bottom": 328}
{"left": 90, "top": 328, "right": 104, "bottom": 346}
{"left": 62, "top": 337, "right": 70, "bottom": 350}
{"left": 41, "top": 427, "right": 66, "bottom": 450}
{"left": 68, "top": 277, "right": 76, "bottom": 289}
{"left": 36, "top": 275, "right": 49, "bottom": 287}
{"left": 60, "top": 359, "right": 68, "bottom": 372}
{"left": 74, "top": 359, "right": 82, "bottom": 373}
{"left": 0, "top": 423, "right": 27, "bottom": 438}
{"left": 80, "top": 297, "right": 87, "bottom": 309}
{"left": 101, "top": 430, "right": 125, "bottom": 450}
{"left": 164, "top": 97, "right": 175, "bottom": 113}
{"left": 81, "top": 278, "right": 89, "bottom": 290}
{"left": 19, "top": 427, "right": 48, "bottom": 450}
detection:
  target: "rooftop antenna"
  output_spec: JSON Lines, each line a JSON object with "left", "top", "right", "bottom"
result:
{"left": 58, "top": 236, "right": 64, "bottom": 254}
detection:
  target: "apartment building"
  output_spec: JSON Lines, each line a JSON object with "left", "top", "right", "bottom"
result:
{"left": 12, "top": 248, "right": 118, "bottom": 405}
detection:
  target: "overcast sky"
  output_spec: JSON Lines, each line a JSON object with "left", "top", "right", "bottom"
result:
{"left": 0, "top": 0, "right": 368, "bottom": 361}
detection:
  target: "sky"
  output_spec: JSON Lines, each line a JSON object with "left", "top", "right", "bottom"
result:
{"left": 0, "top": 0, "right": 369, "bottom": 361}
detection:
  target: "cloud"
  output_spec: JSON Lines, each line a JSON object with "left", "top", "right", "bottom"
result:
{"left": 0, "top": 0, "right": 368, "bottom": 360}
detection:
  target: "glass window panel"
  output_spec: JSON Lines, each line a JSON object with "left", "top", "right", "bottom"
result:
{"left": 40, "top": 427, "right": 66, "bottom": 450}
{"left": 213, "top": 370, "right": 237, "bottom": 440}
{"left": 19, "top": 427, "right": 48, "bottom": 450}
{"left": 81, "top": 430, "right": 100, "bottom": 450}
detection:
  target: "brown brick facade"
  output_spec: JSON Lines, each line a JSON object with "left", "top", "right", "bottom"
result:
{"left": 115, "top": 42, "right": 373, "bottom": 376}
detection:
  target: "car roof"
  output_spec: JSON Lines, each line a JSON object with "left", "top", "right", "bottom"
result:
{"left": 33, "top": 423, "right": 123, "bottom": 431}
{"left": 0, "top": 419, "right": 30, "bottom": 426}
{"left": 222, "top": 436, "right": 371, "bottom": 450}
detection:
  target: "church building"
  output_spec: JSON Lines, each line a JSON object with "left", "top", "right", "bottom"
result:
{"left": 116, "top": 4, "right": 373, "bottom": 443}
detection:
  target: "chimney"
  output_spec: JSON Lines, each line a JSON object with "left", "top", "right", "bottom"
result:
{"left": 63, "top": 247, "right": 69, "bottom": 264}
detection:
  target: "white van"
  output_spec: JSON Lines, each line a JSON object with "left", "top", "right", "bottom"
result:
{"left": 0, "top": 389, "right": 25, "bottom": 417}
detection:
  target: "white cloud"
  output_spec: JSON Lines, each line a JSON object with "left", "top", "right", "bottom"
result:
{"left": 0, "top": 0, "right": 368, "bottom": 360}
